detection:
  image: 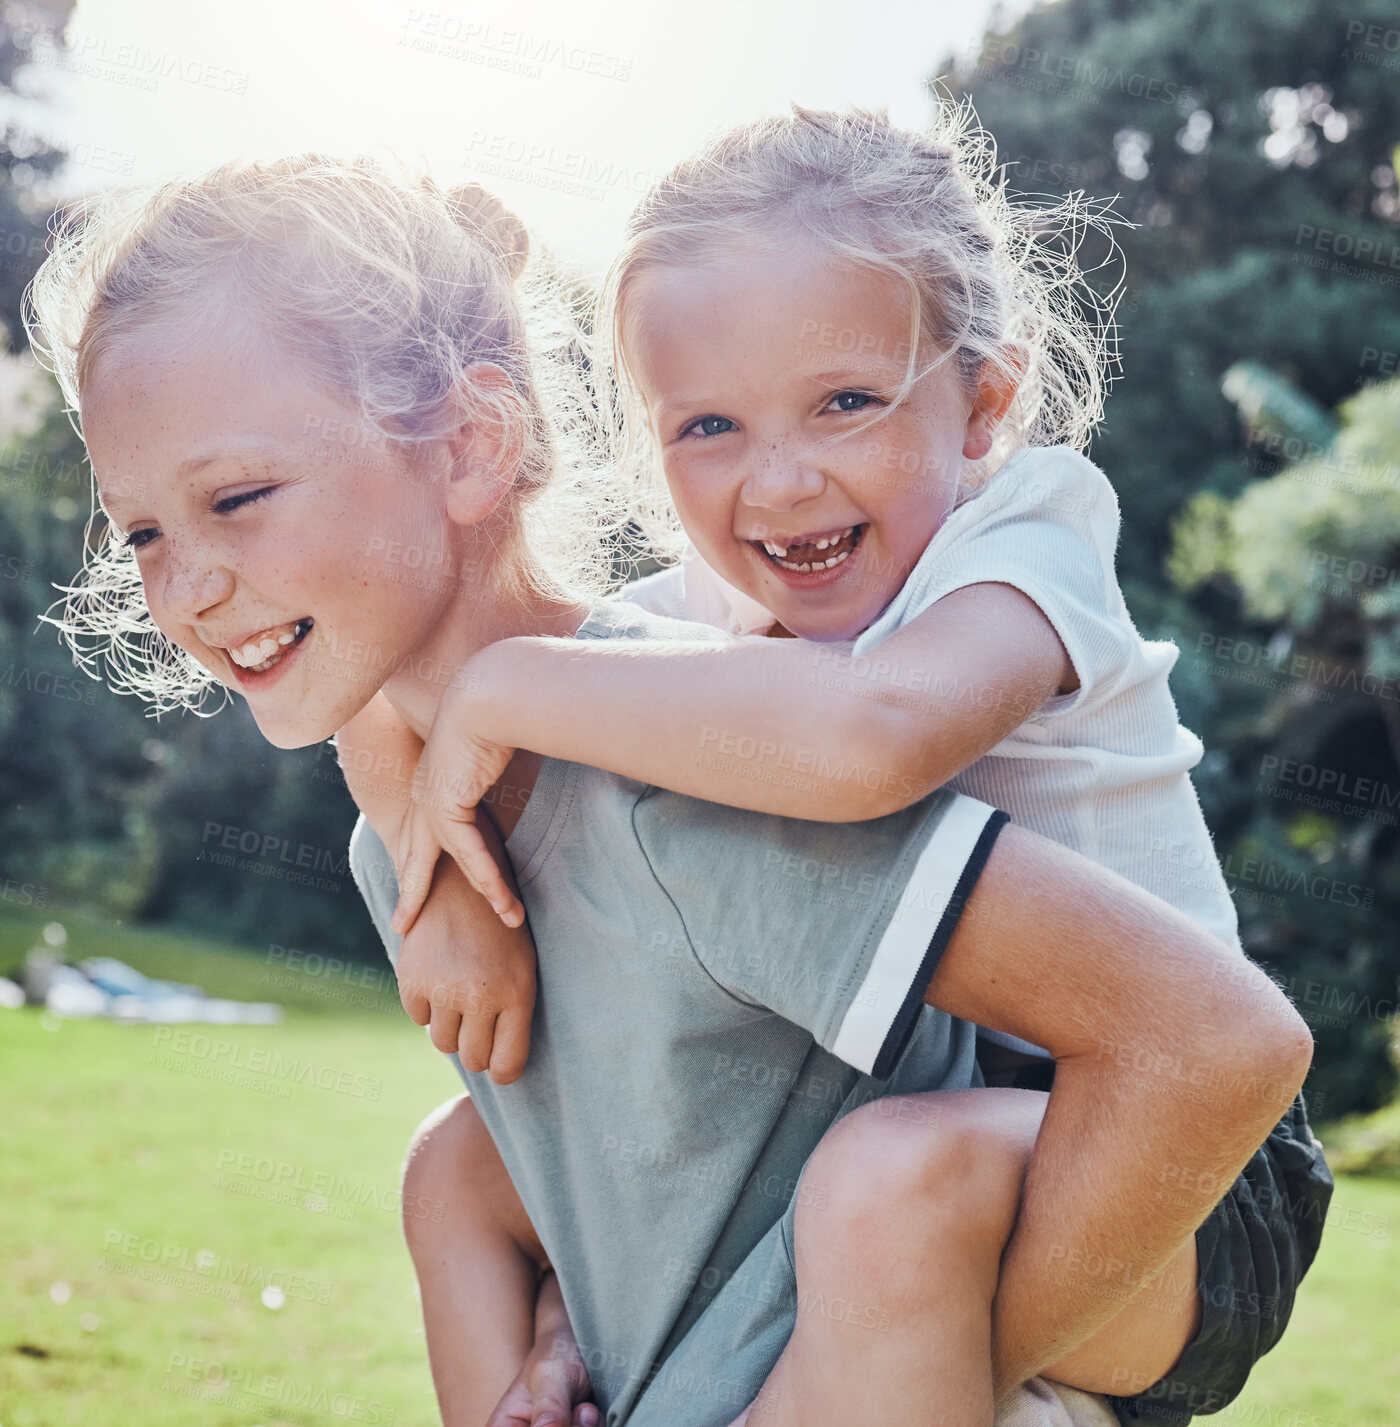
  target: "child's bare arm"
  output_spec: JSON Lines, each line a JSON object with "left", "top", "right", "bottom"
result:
{"left": 335, "top": 691, "right": 427, "bottom": 852}
{"left": 462, "top": 580, "right": 1070, "bottom": 822}
{"left": 337, "top": 693, "right": 536, "bottom": 1083}
{"left": 393, "top": 582, "right": 1071, "bottom": 928}
{"left": 924, "top": 824, "right": 1314, "bottom": 1392}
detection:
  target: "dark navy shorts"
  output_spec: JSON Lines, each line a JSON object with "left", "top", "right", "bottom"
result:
{"left": 985, "top": 1043, "right": 1334, "bottom": 1426}
{"left": 1106, "top": 1094, "right": 1333, "bottom": 1425}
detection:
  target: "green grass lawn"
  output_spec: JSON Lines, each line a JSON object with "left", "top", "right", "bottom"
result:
{"left": 1, "top": 904, "right": 1397, "bottom": 1426}
{"left": 1222, "top": 1175, "right": 1399, "bottom": 1427}
{"left": 0, "top": 903, "right": 460, "bottom": 1427}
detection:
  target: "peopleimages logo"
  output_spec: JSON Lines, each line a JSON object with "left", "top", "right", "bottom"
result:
{"left": 963, "top": 37, "right": 1192, "bottom": 107}
{"left": 150, "top": 1026, "right": 383, "bottom": 1101}
{"left": 202, "top": 821, "right": 349, "bottom": 876}
{"left": 400, "top": 11, "right": 633, "bottom": 82}
{"left": 1260, "top": 755, "right": 1400, "bottom": 814}
{"left": 1220, "top": 852, "right": 1374, "bottom": 911}
{"left": 103, "top": 1231, "right": 331, "bottom": 1303}
{"left": 165, "top": 1352, "right": 395, "bottom": 1424}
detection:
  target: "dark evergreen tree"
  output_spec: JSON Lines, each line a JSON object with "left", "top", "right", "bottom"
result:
{"left": 938, "top": 0, "right": 1400, "bottom": 1114}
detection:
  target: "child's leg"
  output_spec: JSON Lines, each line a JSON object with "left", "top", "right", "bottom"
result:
{"left": 401, "top": 1093, "right": 548, "bottom": 1427}
{"left": 741, "top": 1088, "right": 1202, "bottom": 1427}
{"left": 1101, "top": 1093, "right": 1332, "bottom": 1422}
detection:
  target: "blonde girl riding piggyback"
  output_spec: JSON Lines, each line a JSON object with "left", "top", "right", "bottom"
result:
{"left": 390, "top": 104, "right": 1332, "bottom": 1424}
{"left": 399, "top": 102, "right": 1239, "bottom": 1001}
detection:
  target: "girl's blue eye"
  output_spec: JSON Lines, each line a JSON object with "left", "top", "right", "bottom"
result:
{"left": 829, "top": 391, "right": 875, "bottom": 413}
{"left": 123, "top": 527, "right": 158, "bottom": 551}
{"left": 683, "top": 415, "right": 737, "bottom": 439}
{"left": 212, "top": 486, "right": 276, "bottom": 514}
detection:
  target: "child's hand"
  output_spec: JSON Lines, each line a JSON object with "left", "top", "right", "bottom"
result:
{"left": 486, "top": 1348, "right": 598, "bottom": 1427}
{"left": 393, "top": 855, "right": 536, "bottom": 1083}
{"left": 392, "top": 699, "right": 521, "bottom": 935}
{"left": 488, "top": 1272, "right": 598, "bottom": 1427}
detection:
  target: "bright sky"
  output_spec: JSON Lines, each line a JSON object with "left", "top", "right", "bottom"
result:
{"left": 20, "top": 0, "right": 1017, "bottom": 275}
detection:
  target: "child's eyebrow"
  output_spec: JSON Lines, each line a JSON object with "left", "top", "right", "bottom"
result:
{"left": 802, "top": 364, "right": 904, "bottom": 388}
{"left": 648, "top": 393, "right": 718, "bottom": 421}
{"left": 175, "top": 440, "right": 285, "bottom": 480}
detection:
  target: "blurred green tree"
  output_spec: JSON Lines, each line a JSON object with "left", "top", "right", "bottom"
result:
{"left": 0, "top": 3, "right": 376, "bottom": 960}
{"left": 940, "top": 0, "right": 1400, "bottom": 1114}
{"left": 940, "top": 0, "right": 1400, "bottom": 603}
{"left": 1172, "top": 378, "right": 1400, "bottom": 1114}
{"left": 0, "top": 2, "right": 72, "bottom": 352}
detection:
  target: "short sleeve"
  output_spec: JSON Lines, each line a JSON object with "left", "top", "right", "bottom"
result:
{"left": 633, "top": 787, "right": 1008, "bottom": 1080}
{"left": 349, "top": 814, "right": 403, "bottom": 968}
{"left": 852, "top": 447, "right": 1135, "bottom": 716}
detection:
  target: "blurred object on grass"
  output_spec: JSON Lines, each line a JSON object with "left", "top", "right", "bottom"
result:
{"left": 0, "top": 898, "right": 400, "bottom": 1020}
{"left": 16, "top": 946, "right": 287, "bottom": 1024}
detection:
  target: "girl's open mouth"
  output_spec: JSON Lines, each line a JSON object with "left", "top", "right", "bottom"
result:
{"left": 226, "top": 617, "right": 314, "bottom": 681}
{"left": 752, "top": 524, "right": 866, "bottom": 574}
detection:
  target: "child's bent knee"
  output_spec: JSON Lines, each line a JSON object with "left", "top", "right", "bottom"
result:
{"left": 796, "top": 1093, "right": 1034, "bottom": 1264}
{"left": 406, "top": 1094, "right": 488, "bottom": 1168}
{"left": 402, "top": 1096, "right": 492, "bottom": 1223}
{"left": 401, "top": 1094, "right": 544, "bottom": 1267}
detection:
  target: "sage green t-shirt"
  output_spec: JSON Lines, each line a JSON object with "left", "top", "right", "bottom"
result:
{"left": 350, "top": 599, "right": 1007, "bottom": 1427}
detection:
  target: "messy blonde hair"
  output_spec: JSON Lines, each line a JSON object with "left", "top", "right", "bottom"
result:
{"left": 26, "top": 155, "right": 620, "bottom": 714}
{"left": 596, "top": 100, "right": 1123, "bottom": 562}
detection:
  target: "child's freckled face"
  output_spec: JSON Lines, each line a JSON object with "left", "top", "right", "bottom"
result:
{"left": 624, "top": 242, "right": 978, "bottom": 642}
{"left": 80, "top": 322, "right": 456, "bottom": 748}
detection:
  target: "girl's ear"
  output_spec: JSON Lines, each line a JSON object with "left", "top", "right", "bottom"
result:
{"left": 962, "top": 343, "right": 1028, "bottom": 461}
{"left": 441, "top": 363, "right": 526, "bottom": 526}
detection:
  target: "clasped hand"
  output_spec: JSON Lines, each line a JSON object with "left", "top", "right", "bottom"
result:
{"left": 391, "top": 690, "right": 523, "bottom": 935}
{"left": 387, "top": 688, "right": 535, "bottom": 1083}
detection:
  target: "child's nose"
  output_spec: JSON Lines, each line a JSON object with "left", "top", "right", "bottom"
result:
{"left": 161, "top": 546, "right": 236, "bottom": 625}
{"left": 740, "top": 441, "right": 825, "bottom": 513}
